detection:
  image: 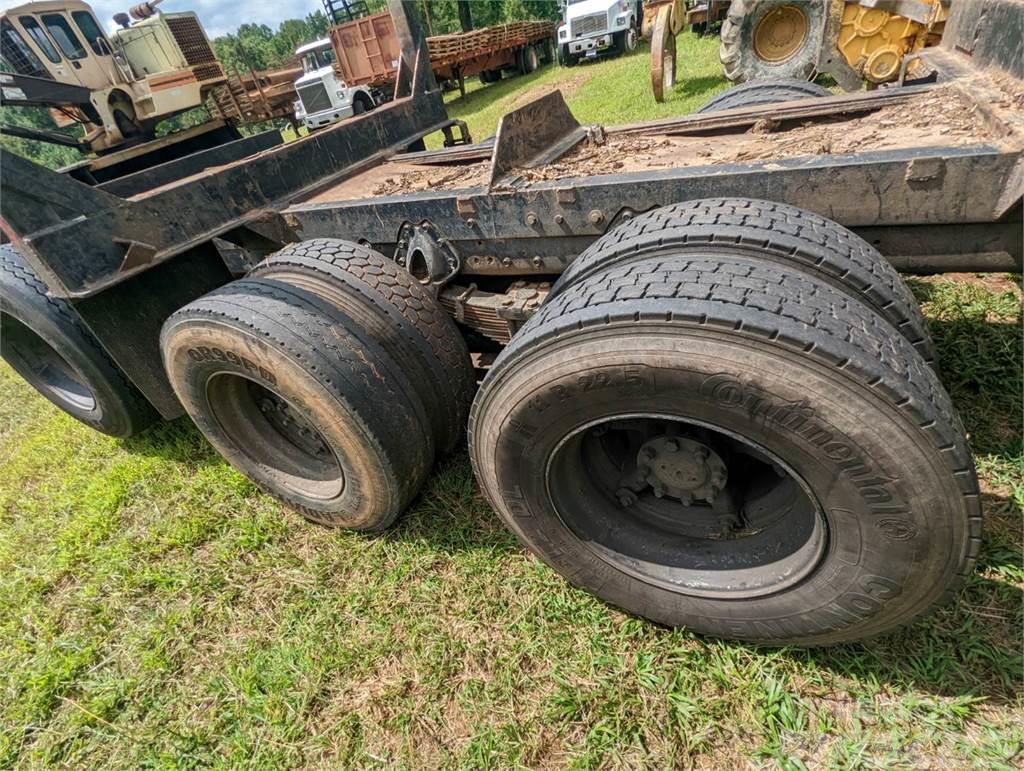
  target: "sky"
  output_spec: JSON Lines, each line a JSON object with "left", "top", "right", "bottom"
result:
{"left": 0, "top": 0, "right": 324, "bottom": 38}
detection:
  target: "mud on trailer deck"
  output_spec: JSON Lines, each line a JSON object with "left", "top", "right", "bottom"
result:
{"left": 1, "top": 0, "right": 1021, "bottom": 646}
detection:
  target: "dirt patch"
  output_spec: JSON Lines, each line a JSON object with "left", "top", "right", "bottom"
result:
{"left": 914, "top": 272, "right": 1023, "bottom": 300}
{"left": 508, "top": 70, "right": 594, "bottom": 110}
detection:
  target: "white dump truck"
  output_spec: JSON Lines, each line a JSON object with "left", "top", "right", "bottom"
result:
{"left": 556, "top": 0, "right": 641, "bottom": 65}
{"left": 292, "top": 37, "right": 375, "bottom": 131}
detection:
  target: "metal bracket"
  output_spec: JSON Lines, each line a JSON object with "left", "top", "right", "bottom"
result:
{"left": 114, "top": 238, "right": 158, "bottom": 272}
{"left": 394, "top": 221, "right": 461, "bottom": 290}
{"left": 487, "top": 90, "right": 599, "bottom": 190}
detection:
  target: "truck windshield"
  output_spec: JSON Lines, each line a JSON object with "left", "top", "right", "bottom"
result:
{"left": 0, "top": 19, "right": 49, "bottom": 76}
{"left": 302, "top": 47, "right": 335, "bottom": 73}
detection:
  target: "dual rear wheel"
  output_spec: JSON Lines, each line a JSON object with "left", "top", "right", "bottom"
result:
{"left": 160, "top": 239, "right": 474, "bottom": 530}
{"left": 469, "top": 200, "right": 976, "bottom": 645}
{"left": 155, "top": 202, "right": 976, "bottom": 645}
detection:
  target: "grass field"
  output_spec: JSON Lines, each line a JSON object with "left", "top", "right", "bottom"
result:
{"left": 2, "top": 34, "right": 1022, "bottom": 769}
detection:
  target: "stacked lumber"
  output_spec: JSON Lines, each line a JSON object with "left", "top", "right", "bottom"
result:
{"left": 427, "top": 21, "right": 555, "bottom": 67}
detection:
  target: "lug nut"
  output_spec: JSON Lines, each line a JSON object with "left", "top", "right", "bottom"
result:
{"left": 554, "top": 214, "right": 565, "bottom": 225}
{"left": 526, "top": 212, "right": 539, "bottom": 226}
{"left": 588, "top": 209, "right": 604, "bottom": 225}
{"left": 616, "top": 488, "right": 637, "bottom": 507}
{"left": 642, "top": 446, "right": 657, "bottom": 460}
{"left": 663, "top": 439, "right": 678, "bottom": 452}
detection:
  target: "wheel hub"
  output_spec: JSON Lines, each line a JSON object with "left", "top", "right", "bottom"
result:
{"left": 636, "top": 436, "right": 726, "bottom": 505}
{"left": 753, "top": 5, "right": 809, "bottom": 63}
{"left": 257, "top": 389, "right": 331, "bottom": 460}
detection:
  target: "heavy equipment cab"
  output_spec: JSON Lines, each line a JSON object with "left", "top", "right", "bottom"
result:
{"left": 0, "top": 0, "right": 225, "bottom": 152}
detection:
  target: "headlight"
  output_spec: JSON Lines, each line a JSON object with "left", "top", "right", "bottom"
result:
{"left": 616, "top": 16, "right": 626, "bottom": 25}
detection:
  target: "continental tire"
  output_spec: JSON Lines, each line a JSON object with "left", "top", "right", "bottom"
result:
{"left": 251, "top": 239, "right": 475, "bottom": 455}
{"left": 161, "top": 278, "right": 433, "bottom": 530}
{"left": 720, "top": 0, "right": 823, "bottom": 83}
{"left": 552, "top": 199, "right": 937, "bottom": 366}
{"left": 470, "top": 256, "right": 979, "bottom": 645}
{"left": 697, "top": 78, "right": 830, "bottom": 112}
{"left": 0, "top": 244, "right": 157, "bottom": 437}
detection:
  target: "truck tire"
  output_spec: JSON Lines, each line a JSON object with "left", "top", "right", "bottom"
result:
{"left": 251, "top": 239, "right": 475, "bottom": 455}
{"left": 551, "top": 199, "right": 937, "bottom": 367}
{"left": 470, "top": 256, "right": 979, "bottom": 646}
{"left": 352, "top": 93, "right": 373, "bottom": 115}
{"left": 0, "top": 245, "right": 157, "bottom": 437}
{"left": 720, "top": 0, "right": 823, "bottom": 83}
{"left": 559, "top": 43, "right": 578, "bottom": 67}
{"left": 696, "top": 78, "right": 831, "bottom": 112}
{"left": 161, "top": 278, "right": 434, "bottom": 530}
{"left": 518, "top": 45, "right": 540, "bottom": 75}
{"left": 613, "top": 28, "right": 639, "bottom": 55}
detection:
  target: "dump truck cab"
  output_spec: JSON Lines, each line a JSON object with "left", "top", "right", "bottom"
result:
{"left": 0, "top": 0, "right": 224, "bottom": 152}
{"left": 292, "top": 37, "right": 374, "bottom": 131}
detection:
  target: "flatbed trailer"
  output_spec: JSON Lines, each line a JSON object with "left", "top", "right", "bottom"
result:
{"left": 1, "top": 0, "right": 1021, "bottom": 647}
{"left": 331, "top": 13, "right": 555, "bottom": 93}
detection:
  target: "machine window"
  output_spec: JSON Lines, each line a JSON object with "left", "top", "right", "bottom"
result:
{"left": 0, "top": 19, "right": 48, "bottom": 76}
{"left": 41, "top": 14, "right": 86, "bottom": 60}
{"left": 19, "top": 17, "right": 62, "bottom": 64}
{"left": 71, "top": 11, "right": 107, "bottom": 56}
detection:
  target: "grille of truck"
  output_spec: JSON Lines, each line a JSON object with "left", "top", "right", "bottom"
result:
{"left": 572, "top": 13, "right": 607, "bottom": 38}
{"left": 298, "top": 82, "right": 333, "bottom": 114}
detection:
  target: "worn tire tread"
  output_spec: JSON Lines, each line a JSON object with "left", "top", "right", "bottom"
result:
{"left": 552, "top": 198, "right": 938, "bottom": 365}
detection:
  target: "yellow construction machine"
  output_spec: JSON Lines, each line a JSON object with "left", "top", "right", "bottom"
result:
{"left": 719, "top": 0, "right": 949, "bottom": 90}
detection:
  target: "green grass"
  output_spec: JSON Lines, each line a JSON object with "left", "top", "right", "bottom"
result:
{"left": 434, "top": 32, "right": 728, "bottom": 146}
{"left": 2, "top": 37, "right": 1023, "bottom": 769}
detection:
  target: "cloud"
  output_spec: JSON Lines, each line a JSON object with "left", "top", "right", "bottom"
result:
{"left": 0, "top": 0, "right": 322, "bottom": 38}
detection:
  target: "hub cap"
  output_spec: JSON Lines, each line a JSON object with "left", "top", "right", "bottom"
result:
{"left": 753, "top": 5, "right": 809, "bottom": 63}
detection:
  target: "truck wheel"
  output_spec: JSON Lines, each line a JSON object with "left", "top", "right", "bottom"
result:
{"left": 470, "top": 256, "right": 979, "bottom": 645}
{"left": 650, "top": 4, "right": 676, "bottom": 102}
{"left": 479, "top": 69, "right": 501, "bottom": 84}
{"left": 352, "top": 93, "right": 373, "bottom": 115}
{"left": 720, "top": 0, "right": 823, "bottom": 83}
{"left": 161, "top": 278, "right": 434, "bottom": 530}
{"left": 518, "top": 45, "right": 540, "bottom": 75}
{"left": 251, "top": 239, "right": 475, "bottom": 455}
{"left": 615, "top": 27, "right": 639, "bottom": 54}
{"left": 0, "top": 245, "right": 156, "bottom": 437}
{"left": 696, "top": 77, "right": 831, "bottom": 112}
{"left": 559, "top": 43, "right": 578, "bottom": 67}
{"left": 551, "top": 199, "right": 937, "bottom": 367}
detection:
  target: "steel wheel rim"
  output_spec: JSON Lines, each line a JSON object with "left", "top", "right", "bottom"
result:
{"left": 753, "top": 5, "right": 809, "bottom": 63}
{"left": 545, "top": 413, "right": 828, "bottom": 599}
{"left": 1, "top": 314, "right": 96, "bottom": 412}
{"left": 206, "top": 373, "right": 344, "bottom": 501}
